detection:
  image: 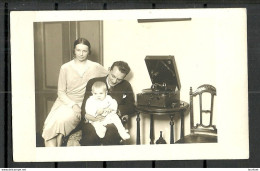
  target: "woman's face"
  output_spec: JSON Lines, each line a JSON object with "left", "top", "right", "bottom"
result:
{"left": 74, "top": 44, "right": 90, "bottom": 62}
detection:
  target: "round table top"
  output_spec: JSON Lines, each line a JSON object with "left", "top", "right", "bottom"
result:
{"left": 136, "top": 101, "right": 189, "bottom": 115}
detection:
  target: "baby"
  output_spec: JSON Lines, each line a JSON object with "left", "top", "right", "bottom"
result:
{"left": 85, "top": 81, "right": 130, "bottom": 140}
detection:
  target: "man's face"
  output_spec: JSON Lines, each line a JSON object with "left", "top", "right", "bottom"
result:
{"left": 108, "top": 66, "right": 126, "bottom": 87}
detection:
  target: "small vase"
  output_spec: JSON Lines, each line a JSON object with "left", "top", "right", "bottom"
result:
{"left": 156, "top": 131, "right": 167, "bottom": 144}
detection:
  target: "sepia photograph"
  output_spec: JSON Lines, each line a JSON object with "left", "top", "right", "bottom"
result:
{"left": 11, "top": 9, "right": 248, "bottom": 161}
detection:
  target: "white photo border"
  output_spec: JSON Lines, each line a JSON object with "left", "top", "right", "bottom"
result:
{"left": 11, "top": 9, "right": 249, "bottom": 162}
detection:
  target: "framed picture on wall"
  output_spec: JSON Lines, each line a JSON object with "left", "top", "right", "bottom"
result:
{"left": 11, "top": 9, "right": 248, "bottom": 162}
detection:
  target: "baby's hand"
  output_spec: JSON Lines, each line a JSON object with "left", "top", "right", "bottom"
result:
{"left": 105, "top": 108, "right": 112, "bottom": 113}
{"left": 96, "top": 108, "right": 104, "bottom": 115}
{"left": 102, "top": 112, "right": 108, "bottom": 117}
{"left": 103, "top": 108, "right": 115, "bottom": 115}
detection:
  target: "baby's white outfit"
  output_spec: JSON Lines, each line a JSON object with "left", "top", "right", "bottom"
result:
{"left": 85, "top": 95, "right": 130, "bottom": 140}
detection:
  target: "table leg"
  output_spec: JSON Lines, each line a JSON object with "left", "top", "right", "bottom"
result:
{"left": 180, "top": 110, "right": 184, "bottom": 139}
{"left": 136, "top": 112, "right": 140, "bottom": 145}
{"left": 170, "top": 115, "right": 174, "bottom": 144}
{"left": 150, "top": 115, "right": 154, "bottom": 144}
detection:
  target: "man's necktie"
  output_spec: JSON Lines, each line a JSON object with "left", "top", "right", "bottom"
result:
{"left": 108, "top": 86, "right": 113, "bottom": 94}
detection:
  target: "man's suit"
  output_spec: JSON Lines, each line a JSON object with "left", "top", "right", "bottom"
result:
{"left": 80, "top": 76, "right": 135, "bottom": 145}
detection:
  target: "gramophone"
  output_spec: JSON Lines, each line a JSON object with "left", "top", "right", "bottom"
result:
{"left": 137, "top": 56, "right": 181, "bottom": 108}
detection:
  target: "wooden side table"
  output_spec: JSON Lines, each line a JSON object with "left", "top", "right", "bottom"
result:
{"left": 135, "top": 101, "right": 189, "bottom": 145}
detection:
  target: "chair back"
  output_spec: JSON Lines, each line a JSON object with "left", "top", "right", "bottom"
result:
{"left": 190, "top": 84, "right": 217, "bottom": 135}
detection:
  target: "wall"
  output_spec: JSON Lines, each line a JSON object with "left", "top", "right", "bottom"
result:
{"left": 103, "top": 18, "right": 217, "bottom": 144}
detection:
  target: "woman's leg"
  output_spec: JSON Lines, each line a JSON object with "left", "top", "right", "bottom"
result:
{"left": 43, "top": 104, "right": 80, "bottom": 147}
{"left": 44, "top": 137, "right": 57, "bottom": 147}
{"left": 44, "top": 133, "right": 64, "bottom": 147}
{"left": 56, "top": 133, "right": 64, "bottom": 146}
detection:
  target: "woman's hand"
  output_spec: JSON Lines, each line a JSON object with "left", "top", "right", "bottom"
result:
{"left": 75, "top": 112, "right": 81, "bottom": 120}
{"left": 72, "top": 104, "right": 81, "bottom": 120}
{"left": 72, "top": 104, "right": 81, "bottom": 112}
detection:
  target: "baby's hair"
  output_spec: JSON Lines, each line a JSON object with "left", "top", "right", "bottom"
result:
{"left": 92, "top": 81, "right": 107, "bottom": 91}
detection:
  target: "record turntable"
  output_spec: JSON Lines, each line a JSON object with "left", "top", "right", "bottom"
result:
{"left": 137, "top": 56, "right": 181, "bottom": 108}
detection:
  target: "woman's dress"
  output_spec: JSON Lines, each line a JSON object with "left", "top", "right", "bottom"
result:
{"left": 42, "top": 59, "right": 107, "bottom": 141}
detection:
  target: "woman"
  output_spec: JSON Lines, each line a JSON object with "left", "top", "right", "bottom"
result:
{"left": 42, "top": 38, "right": 108, "bottom": 147}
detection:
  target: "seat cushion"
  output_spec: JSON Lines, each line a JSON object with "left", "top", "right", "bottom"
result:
{"left": 66, "top": 130, "right": 82, "bottom": 146}
{"left": 176, "top": 134, "right": 217, "bottom": 143}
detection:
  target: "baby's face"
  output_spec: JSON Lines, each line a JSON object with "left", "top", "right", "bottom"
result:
{"left": 92, "top": 87, "right": 107, "bottom": 101}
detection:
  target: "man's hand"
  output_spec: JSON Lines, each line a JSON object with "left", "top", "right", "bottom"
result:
{"left": 117, "top": 109, "right": 122, "bottom": 117}
{"left": 121, "top": 115, "right": 128, "bottom": 123}
{"left": 117, "top": 110, "right": 128, "bottom": 122}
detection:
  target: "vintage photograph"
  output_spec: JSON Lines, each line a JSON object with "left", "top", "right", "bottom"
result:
{"left": 34, "top": 19, "right": 217, "bottom": 147}
{"left": 11, "top": 9, "right": 248, "bottom": 161}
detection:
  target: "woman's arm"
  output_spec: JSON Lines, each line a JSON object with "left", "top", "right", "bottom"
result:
{"left": 57, "top": 66, "right": 77, "bottom": 107}
{"left": 57, "top": 66, "right": 81, "bottom": 119}
{"left": 94, "top": 64, "right": 108, "bottom": 78}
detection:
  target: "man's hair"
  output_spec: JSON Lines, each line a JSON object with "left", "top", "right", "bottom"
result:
{"left": 110, "top": 61, "right": 131, "bottom": 75}
{"left": 92, "top": 81, "right": 107, "bottom": 91}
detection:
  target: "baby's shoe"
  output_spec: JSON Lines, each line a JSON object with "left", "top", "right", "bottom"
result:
{"left": 120, "top": 132, "right": 130, "bottom": 140}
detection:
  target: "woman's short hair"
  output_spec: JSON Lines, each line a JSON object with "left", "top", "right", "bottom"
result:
{"left": 110, "top": 61, "right": 131, "bottom": 75}
{"left": 73, "top": 38, "right": 91, "bottom": 55}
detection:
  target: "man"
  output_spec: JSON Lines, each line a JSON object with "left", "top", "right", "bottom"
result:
{"left": 80, "top": 61, "right": 135, "bottom": 145}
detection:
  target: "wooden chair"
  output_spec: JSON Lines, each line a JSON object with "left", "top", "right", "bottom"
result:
{"left": 176, "top": 84, "right": 217, "bottom": 143}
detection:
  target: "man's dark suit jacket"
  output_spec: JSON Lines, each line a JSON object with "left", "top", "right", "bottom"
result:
{"left": 81, "top": 76, "right": 135, "bottom": 118}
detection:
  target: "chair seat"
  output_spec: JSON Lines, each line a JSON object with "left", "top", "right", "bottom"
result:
{"left": 175, "top": 133, "right": 217, "bottom": 143}
{"left": 66, "top": 130, "right": 82, "bottom": 146}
